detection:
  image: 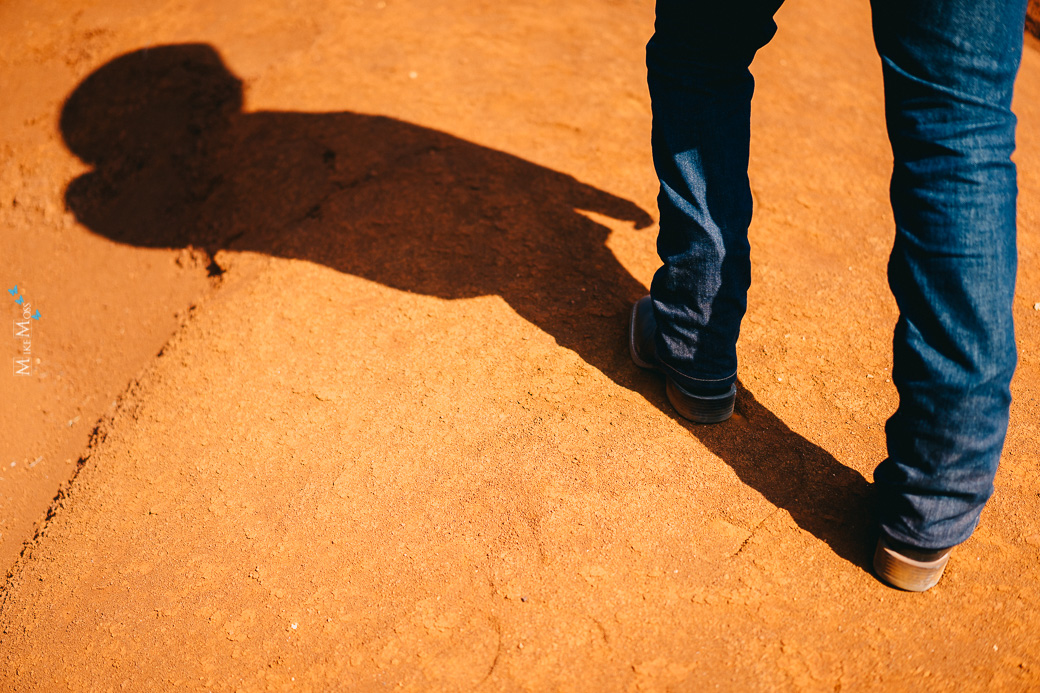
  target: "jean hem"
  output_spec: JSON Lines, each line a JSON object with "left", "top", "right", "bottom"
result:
{"left": 877, "top": 514, "right": 980, "bottom": 554}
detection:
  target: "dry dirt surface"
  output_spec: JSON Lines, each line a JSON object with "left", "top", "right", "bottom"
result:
{"left": 3, "top": 0, "right": 1040, "bottom": 690}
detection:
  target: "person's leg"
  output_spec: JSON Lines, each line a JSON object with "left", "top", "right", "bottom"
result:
{"left": 871, "top": 0, "right": 1027, "bottom": 571}
{"left": 644, "top": 1, "right": 783, "bottom": 400}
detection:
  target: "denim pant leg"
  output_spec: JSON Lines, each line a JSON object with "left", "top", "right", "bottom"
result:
{"left": 646, "top": 1, "right": 783, "bottom": 394}
{"left": 871, "top": 0, "right": 1027, "bottom": 549}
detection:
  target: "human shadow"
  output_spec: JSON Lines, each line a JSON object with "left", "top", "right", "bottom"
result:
{"left": 60, "top": 43, "right": 871, "bottom": 570}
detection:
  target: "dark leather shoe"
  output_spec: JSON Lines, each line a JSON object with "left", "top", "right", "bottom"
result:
{"left": 629, "top": 295, "right": 660, "bottom": 370}
{"left": 629, "top": 296, "right": 736, "bottom": 424}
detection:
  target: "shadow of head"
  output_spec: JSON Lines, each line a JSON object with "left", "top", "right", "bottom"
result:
{"left": 61, "top": 44, "right": 247, "bottom": 252}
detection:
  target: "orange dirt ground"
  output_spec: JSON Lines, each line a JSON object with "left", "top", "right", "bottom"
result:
{"left": 3, "top": 0, "right": 1040, "bottom": 690}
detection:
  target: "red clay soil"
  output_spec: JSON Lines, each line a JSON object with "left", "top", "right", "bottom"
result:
{"left": 3, "top": 0, "right": 1040, "bottom": 690}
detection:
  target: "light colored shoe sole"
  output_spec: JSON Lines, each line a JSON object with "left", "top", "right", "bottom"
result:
{"left": 873, "top": 538, "right": 951, "bottom": 592}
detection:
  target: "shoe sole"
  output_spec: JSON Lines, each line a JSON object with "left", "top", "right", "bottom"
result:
{"left": 666, "top": 380, "right": 736, "bottom": 424}
{"left": 873, "top": 538, "right": 951, "bottom": 592}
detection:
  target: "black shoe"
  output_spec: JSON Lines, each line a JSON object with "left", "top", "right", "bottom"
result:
{"left": 629, "top": 296, "right": 736, "bottom": 424}
{"left": 873, "top": 535, "right": 953, "bottom": 592}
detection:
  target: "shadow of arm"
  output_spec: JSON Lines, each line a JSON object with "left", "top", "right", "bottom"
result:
{"left": 568, "top": 179, "right": 654, "bottom": 230}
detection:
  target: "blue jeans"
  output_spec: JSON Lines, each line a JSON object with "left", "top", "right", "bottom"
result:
{"left": 648, "top": 0, "right": 1026, "bottom": 549}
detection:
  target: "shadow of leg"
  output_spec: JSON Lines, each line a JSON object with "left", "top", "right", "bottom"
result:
{"left": 644, "top": 376, "right": 875, "bottom": 571}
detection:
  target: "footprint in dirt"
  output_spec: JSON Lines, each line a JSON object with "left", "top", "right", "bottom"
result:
{"left": 59, "top": 43, "right": 871, "bottom": 570}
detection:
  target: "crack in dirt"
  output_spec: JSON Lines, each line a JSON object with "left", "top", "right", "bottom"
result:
{"left": 730, "top": 507, "right": 782, "bottom": 559}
